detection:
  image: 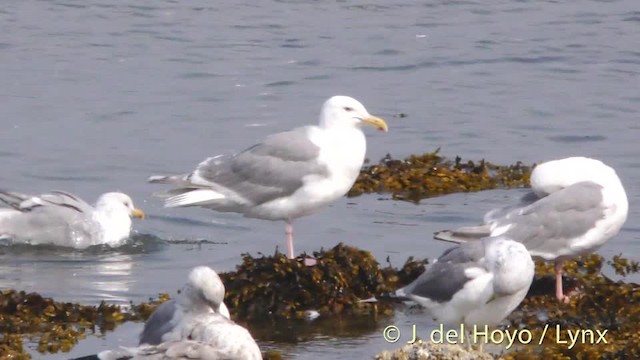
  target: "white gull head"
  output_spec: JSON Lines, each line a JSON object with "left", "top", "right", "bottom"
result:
{"left": 181, "top": 266, "right": 229, "bottom": 318}
{"left": 92, "top": 192, "right": 144, "bottom": 246}
{"left": 485, "top": 237, "right": 535, "bottom": 296}
{"left": 318, "top": 95, "right": 388, "bottom": 132}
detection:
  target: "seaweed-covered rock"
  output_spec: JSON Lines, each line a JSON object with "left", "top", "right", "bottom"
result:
{"left": 380, "top": 256, "right": 429, "bottom": 290}
{"left": 2, "top": 245, "right": 638, "bottom": 359}
{"left": 0, "top": 291, "right": 169, "bottom": 358}
{"left": 349, "top": 150, "right": 532, "bottom": 201}
{"left": 375, "top": 340, "right": 495, "bottom": 360}
{"left": 220, "top": 243, "right": 428, "bottom": 320}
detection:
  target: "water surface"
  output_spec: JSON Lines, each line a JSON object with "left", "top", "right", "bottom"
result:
{"left": 1, "top": 0, "right": 638, "bottom": 358}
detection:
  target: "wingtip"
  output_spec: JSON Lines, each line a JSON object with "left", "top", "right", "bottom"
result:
{"left": 433, "top": 225, "right": 492, "bottom": 243}
{"left": 68, "top": 355, "right": 101, "bottom": 360}
{"left": 151, "top": 191, "right": 170, "bottom": 198}
{"left": 148, "top": 175, "right": 167, "bottom": 184}
{"left": 358, "top": 296, "right": 379, "bottom": 303}
{"left": 163, "top": 200, "right": 181, "bottom": 208}
{"left": 433, "top": 230, "right": 461, "bottom": 243}
{"left": 372, "top": 291, "right": 412, "bottom": 303}
{"left": 164, "top": 197, "right": 184, "bottom": 208}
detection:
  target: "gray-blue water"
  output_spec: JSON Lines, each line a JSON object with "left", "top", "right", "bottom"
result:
{"left": 1, "top": 0, "right": 639, "bottom": 359}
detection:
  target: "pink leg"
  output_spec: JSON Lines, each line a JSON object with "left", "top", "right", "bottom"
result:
{"left": 555, "top": 261, "right": 570, "bottom": 303}
{"left": 285, "top": 220, "right": 294, "bottom": 259}
{"left": 285, "top": 219, "right": 317, "bottom": 266}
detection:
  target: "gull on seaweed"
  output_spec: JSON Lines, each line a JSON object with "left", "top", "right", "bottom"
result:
{"left": 433, "top": 156, "right": 629, "bottom": 303}
{"left": 138, "top": 266, "right": 232, "bottom": 346}
{"left": 73, "top": 266, "right": 262, "bottom": 360}
{"left": 0, "top": 190, "right": 144, "bottom": 248}
{"left": 148, "top": 96, "right": 388, "bottom": 264}
{"left": 396, "top": 237, "right": 534, "bottom": 326}
{"left": 380, "top": 236, "right": 534, "bottom": 350}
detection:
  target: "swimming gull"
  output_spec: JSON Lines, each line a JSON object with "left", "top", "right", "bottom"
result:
{"left": 75, "top": 266, "right": 261, "bottom": 360}
{"left": 433, "top": 157, "right": 629, "bottom": 302}
{"left": 396, "top": 236, "right": 534, "bottom": 345}
{"left": 0, "top": 190, "right": 144, "bottom": 248}
{"left": 149, "top": 95, "right": 388, "bottom": 260}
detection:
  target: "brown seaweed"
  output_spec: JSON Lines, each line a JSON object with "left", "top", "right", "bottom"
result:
{"left": 349, "top": 150, "right": 532, "bottom": 202}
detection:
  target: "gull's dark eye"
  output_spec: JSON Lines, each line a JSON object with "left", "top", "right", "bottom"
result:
{"left": 343, "top": 106, "right": 354, "bottom": 112}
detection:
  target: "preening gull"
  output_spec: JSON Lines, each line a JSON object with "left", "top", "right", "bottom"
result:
{"left": 434, "top": 157, "right": 629, "bottom": 302}
{"left": 74, "top": 266, "right": 262, "bottom": 360}
{"left": 138, "top": 266, "right": 231, "bottom": 346}
{"left": 149, "top": 95, "right": 388, "bottom": 259}
{"left": 396, "top": 237, "right": 534, "bottom": 333}
{"left": 79, "top": 340, "right": 254, "bottom": 360}
{"left": 0, "top": 190, "right": 144, "bottom": 248}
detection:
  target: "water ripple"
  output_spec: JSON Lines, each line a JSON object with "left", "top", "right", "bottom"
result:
{"left": 265, "top": 80, "right": 297, "bottom": 87}
{"left": 547, "top": 135, "right": 607, "bottom": 143}
{"left": 349, "top": 55, "right": 567, "bottom": 72}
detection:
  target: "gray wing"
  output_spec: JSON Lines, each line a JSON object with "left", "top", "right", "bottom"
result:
{"left": 433, "top": 183, "right": 603, "bottom": 252}
{"left": 152, "top": 126, "right": 329, "bottom": 206}
{"left": 433, "top": 191, "right": 541, "bottom": 243}
{"left": 0, "top": 190, "right": 93, "bottom": 214}
{"left": 483, "top": 190, "right": 542, "bottom": 223}
{"left": 401, "top": 241, "right": 487, "bottom": 303}
{"left": 139, "top": 300, "right": 178, "bottom": 345}
{"left": 401, "top": 261, "right": 484, "bottom": 303}
{"left": 0, "top": 190, "right": 110, "bottom": 248}
{"left": 496, "top": 181, "right": 606, "bottom": 257}
{"left": 194, "top": 126, "right": 329, "bottom": 205}
{"left": 437, "top": 240, "right": 486, "bottom": 263}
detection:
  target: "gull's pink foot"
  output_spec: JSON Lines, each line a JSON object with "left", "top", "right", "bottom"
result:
{"left": 303, "top": 257, "right": 317, "bottom": 266}
{"left": 556, "top": 291, "right": 570, "bottom": 304}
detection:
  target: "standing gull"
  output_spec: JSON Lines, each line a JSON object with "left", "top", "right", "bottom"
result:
{"left": 74, "top": 266, "right": 261, "bottom": 360}
{"left": 396, "top": 237, "right": 534, "bottom": 340}
{"left": 149, "top": 96, "right": 388, "bottom": 259}
{"left": 0, "top": 190, "right": 144, "bottom": 248}
{"left": 434, "top": 157, "right": 629, "bottom": 302}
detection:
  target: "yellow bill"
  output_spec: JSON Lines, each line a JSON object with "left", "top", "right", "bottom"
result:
{"left": 131, "top": 208, "right": 145, "bottom": 219}
{"left": 362, "top": 115, "right": 388, "bottom": 132}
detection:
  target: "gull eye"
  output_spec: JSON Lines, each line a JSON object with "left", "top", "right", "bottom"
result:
{"left": 343, "top": 106, "right": 354, "bottom": 112}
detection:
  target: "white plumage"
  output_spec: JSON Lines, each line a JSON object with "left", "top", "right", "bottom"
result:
{"left": 0, "top": 190, "right": 144, "bottom": 248}
{"left": 396, "top": 237, "right": 534, "bottom": 330}
{"left": 83, "top": 266, "right": 261, "bottom": 360}
{"left": 434, "top": 157, "right": 628, "bottom": 302}
{"left": 149, "top": 96, "right": 388, "bottom": 259}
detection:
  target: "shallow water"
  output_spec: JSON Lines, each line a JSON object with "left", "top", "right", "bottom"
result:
{"left": 1, "top": 0, "right": 639, "bottom": 358}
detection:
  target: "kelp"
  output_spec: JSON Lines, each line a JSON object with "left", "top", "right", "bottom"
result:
{"left": 0, "top": 291, "right": 169, "bottom": 358}
{"left": 2, "top": 251, "right": 638, "bottom": 359}
{"left": 349, "top": 150, "right": 531, "bottom": 202}
{"left": 220, "top": 243, "right": 428, "bottom": 320}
